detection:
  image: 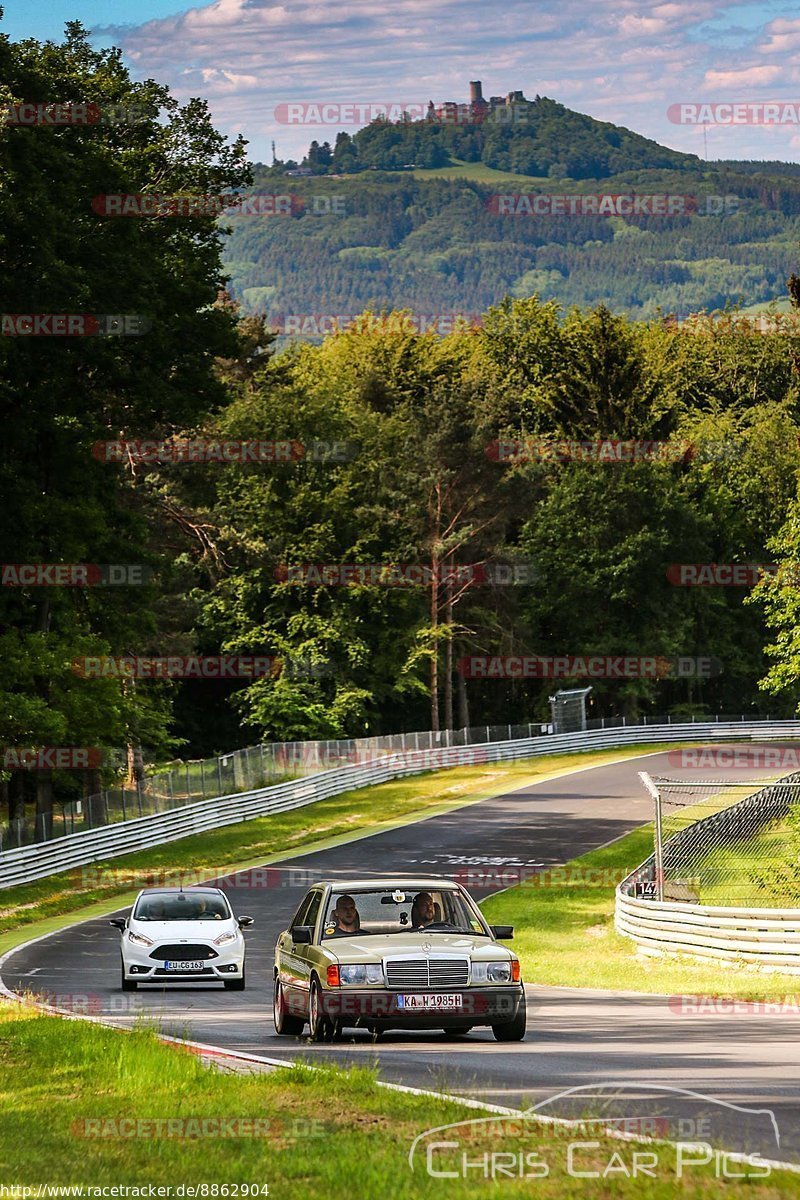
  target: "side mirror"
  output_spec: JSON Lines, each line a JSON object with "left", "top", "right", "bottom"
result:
{"left": 238, "top": 916, "right": 254, "bottom": 929}
{"left": 490, "top": 924, "right": 514, "bottom": 940}
{"left": 108, "top": 918, "right": 127, "bottom": 931}
{"left": 291, "top": 925, "right": 313, "bottom": 944}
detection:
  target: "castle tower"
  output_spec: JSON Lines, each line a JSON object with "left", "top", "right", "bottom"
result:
{"left": 469, "top": 80, "right": 484, "bottom": 104}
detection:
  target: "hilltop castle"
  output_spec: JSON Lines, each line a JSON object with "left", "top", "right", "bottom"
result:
{"left": 428, "top": 80, "right": 527, "bottom": 123}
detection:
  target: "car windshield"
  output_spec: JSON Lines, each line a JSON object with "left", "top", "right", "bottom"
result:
{"left": 133, "top": 892, "right": 231, "bottom": 921}
{"left": 321, "top": 887, "right": 489, "bottom": 939}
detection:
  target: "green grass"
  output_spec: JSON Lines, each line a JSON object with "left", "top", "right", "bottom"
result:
{"left": 1, "top": 1003, "right": 798, "bottom": 1195}
{"left": 481, "top": 825, "right": 800, "bottom": 1000}
{"left": 0, "top": 745, "right": 668, "bottom": 950}
{"left": 409, "top": 159, "right": 552, "bottom": 187}
{"left": 692, "top": 819, "right": 798, "bottom": 907}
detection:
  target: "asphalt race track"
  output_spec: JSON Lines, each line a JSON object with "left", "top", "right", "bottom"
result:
{"left": 5, "top": 744, "right": 800, "bottom": 1166}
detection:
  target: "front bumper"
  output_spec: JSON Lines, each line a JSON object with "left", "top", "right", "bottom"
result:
{"left": 122, "top": 941, "right": 244, "bottom": 983}
{"left": 318, "top": 986, "right": 524, "bottom": 1027}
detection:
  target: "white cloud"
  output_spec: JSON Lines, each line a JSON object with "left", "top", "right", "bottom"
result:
{"left": 93, "top": 0, "right": 800, "bottom": 163}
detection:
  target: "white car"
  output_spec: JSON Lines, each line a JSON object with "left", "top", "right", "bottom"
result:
{"left": 110, "top": 887, "right": 253, "bottom": 991}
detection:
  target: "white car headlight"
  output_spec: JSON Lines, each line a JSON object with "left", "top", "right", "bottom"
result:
{"left": 213, "top": 931, "right": 238, "bottom": 947}
{"left": 339, "top": 963, "right": 384, "bottom": 985}
{"left": 127, "top": 931, "right": 154, "bottom": 948}
{"left": 472, "top": 961, "right": 512, "bottom": 984}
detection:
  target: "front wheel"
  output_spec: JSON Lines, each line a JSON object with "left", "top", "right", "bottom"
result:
{"left": 224, "top": 971, "right": 246, "bottom": 991}
{"left": 121, "top": 961, "right": 137, "bottom": 992}
{"left": 308, "top": 979, "right": 333, "bottom": 1042}
{"left": 492, "top": 1004, "right": 527, "bottom": 1042}
{"left": 273, "top": 978, "right": 304, "bottom": 1035}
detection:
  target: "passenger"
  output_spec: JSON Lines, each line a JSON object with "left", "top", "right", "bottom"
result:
{"left": 411, "top": 891, "right": 436, "bottom": 929}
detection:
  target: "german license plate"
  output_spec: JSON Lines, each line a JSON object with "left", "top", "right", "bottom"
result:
{"left": 396, "top": 993, "right": 462, "bottom": 1010}
{"left": 164, "top": 960, "right": 205, "bottom": 971}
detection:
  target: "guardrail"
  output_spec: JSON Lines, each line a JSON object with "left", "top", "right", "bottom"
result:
{"left": 616, "top": 889, "right": 800, "bottom": 973}
{"left": 4, "top": 718, "right": 800, "bottom": 891}
{"left": 617, "top": 763, "right": 800, "bottom": 971}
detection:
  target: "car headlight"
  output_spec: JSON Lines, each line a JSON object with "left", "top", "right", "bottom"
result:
{"left": 338, "top": 963, "right": 384, "bottom": 985}
{"left": 213, "top": 931, "right": 238, "bottom": 947}
{"left": 127, "top": 931, "right": 154, "bottom": 948}
{"left": 472, "top": 961, "right": 513, "bottom": 984}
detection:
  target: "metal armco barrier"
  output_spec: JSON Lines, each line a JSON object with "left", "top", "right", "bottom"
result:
{"left": 4, "top": 719, "right": 800, "bottom": 891}
{"left": 616, "top": 889, "right": 800, "bottom": 973}
{"left": 617, "top": 761, "right": 800, "bottom": 971}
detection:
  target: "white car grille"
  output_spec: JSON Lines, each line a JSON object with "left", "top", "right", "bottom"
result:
{"left": 385, "top": 958, "right": 470, "bottom": 989}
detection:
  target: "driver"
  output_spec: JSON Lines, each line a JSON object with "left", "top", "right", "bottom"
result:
{"left": 411, "top": 891, "right": 435, "bottom": 929}
{"left": 330, "top": 894, "right": 360, "bottom": 936}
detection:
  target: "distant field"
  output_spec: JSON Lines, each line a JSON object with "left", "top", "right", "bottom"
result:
{"left": 409, "top": 159, "right": 553, "bottom": 187}
{"left": 739, "top": 297, "right": 794, "bottom": 314}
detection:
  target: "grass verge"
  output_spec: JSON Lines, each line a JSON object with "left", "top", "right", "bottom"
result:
{"left": 0, "top": 745, "right": 669, "bottom": 951}
{"left": 0, "top": 1003, "right": 797, "bottom": 1195}
{"left": 481, "top": 825, "right": 800, "bottom": 999}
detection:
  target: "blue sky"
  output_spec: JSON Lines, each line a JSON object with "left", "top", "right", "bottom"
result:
{"left": 3, "top": 0, "right": 799, "bottom": 165}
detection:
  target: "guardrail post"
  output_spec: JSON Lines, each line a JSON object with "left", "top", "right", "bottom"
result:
{"left": 639, "top": 771, "right": 664, "bottom": 902}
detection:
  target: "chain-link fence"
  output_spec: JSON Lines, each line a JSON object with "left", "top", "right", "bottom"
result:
{"left": 0, "top": 719, "right": 555, "bottom": 851}
{"left": 0, "top": 710, "right": 778, "bottom": 853}
{"left": 636, "top": 771, "right": 800, "bottom": 906}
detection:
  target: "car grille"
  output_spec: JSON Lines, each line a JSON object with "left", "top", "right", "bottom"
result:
{"left": 385, "top": 958, "right": 470, "bottom": 989}
{"left": 149, "top": 944, "right": 218, "bottom": 961}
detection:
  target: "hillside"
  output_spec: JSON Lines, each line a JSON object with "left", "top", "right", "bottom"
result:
{"left": 221, "top": 97, "right": 800, "bottom": 329}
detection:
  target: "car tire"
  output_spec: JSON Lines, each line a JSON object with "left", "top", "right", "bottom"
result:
{"left": 121, "top": 962, "right": 137, "bottom": 992}
{"left": 308, "top": 978, "right": 333, "bottom": 1042}
{"left": 491, "top": 1005, "right": 527, "bottom": 1042}
{"left": 273, "top": 978, "right": 304, "bottom": 1035}
{"left": 224, "top": 971, "right": 246, "bottom": 991}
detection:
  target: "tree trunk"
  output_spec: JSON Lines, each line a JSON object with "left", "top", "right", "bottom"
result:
{"left": 443, "top": 567, "right": 453, "bottom": 731}
{"left": 126, "top": 744, "right": 145, "bottom": 786}
{"left": 85, "top": 766, "right": 106, "bottom": 827}
{"left": 457, "top": 655, "right": 470, "bottom": 730}
{"left": 34, "top": 772, "right": 54, "bottom": 842}
{"left": 6, "top": 774, "right": 25, "bottom": 847}
{"left": 430, "top": 547, "right": 440, "bottom": 732}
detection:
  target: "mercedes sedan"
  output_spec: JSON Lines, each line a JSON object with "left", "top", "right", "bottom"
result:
{"left": 272, "top": 877, "right": 525, "bottom": 1041}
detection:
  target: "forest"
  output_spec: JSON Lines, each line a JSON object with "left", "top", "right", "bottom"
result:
{"left": 5, "top": 26, "right": 800, "bottom": 825}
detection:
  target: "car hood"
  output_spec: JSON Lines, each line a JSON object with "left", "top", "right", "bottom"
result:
{"left": 129, "top": 919, "right": 236, "bottom": 940}
{"left": 324, "top": 932, "right": 512, "bottom": 961}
